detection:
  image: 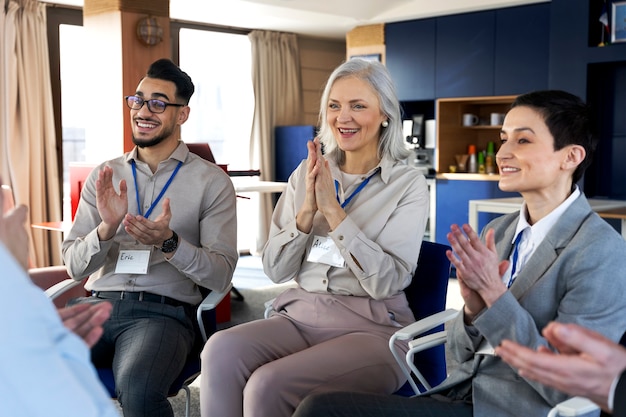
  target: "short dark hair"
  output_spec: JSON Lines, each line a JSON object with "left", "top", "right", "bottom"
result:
{"left": 510, "top": 90, "right": 597, "bottom": 185}
{"left": 145, "top": 58, "right": 195, "bottom": 104}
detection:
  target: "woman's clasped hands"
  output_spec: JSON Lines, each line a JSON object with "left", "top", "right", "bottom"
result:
{"left": 297, "top": 138, "right": 345, "bottom": 232}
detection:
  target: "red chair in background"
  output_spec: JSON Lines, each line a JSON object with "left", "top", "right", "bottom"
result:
{"left": 1, "top": 184, "right": 15, "bottom": 214}
{"left": 186, "top": 142, "right": 260, "bottom": 177}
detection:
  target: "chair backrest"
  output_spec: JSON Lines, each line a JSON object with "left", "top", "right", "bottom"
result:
{"left": 398, "top": 240, "right": 451, "bottom": 394}
{"left": 187, "top": 142, "right": 231, "bottom": 175}
{"left": 69, "top": 162, "right": 98, "bottom": 221}
{"left": 187, "top": 142, "right": 216, "bottom": 163}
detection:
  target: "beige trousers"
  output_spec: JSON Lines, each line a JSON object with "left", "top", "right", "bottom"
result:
{"left": 200, "top": 288, "right": 414, "bottom": 417}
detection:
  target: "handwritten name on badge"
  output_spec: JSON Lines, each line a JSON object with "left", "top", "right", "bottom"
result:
{"left": 120, "top": 252, "right": 135, "bottom": 261}
{"left": 115, "top": 249, "right": 151, "bottom": 274}
{"left": 307, "top": 235, "right": 346, "bottom": 268}
{"left": 312, "top": 237, "right": 331, "bottom": 251}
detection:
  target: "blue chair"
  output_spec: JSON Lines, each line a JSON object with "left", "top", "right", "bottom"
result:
{"left": 390, "top": 240, "right": 453, "bottom": 396}
{"left": 95, "top": 285, "right": 230, "bottom": 417}
{"left": 262, "top": 240, "right": 453, "bottom": 397}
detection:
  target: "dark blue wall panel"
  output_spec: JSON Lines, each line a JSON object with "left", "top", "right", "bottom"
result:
{"left": 274, "top": 125, "right": 315, "bottom": 182}
{"left": 435, "top": 11, "right": 496, "bottom": 98}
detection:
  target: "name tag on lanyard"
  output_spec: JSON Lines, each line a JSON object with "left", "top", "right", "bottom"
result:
{"left": 115, "top": 242, "right": 152, "bottom": 274}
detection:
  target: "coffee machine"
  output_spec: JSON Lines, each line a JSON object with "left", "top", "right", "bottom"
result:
{"left": 403, "top": 114, "right": 434, "bottom": 176}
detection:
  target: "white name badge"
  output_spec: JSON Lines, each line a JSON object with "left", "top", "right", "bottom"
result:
{"left": 307, "top": 235, "right": 346, "bottom": 268}
{"left": 115, "top": 243, "right": 152, "bottom": 274}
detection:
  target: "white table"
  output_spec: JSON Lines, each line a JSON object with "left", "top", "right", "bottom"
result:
{"left": 231, "top": 179, "right": 287, "bottom": 194}
{"left": 468, "top": 197, "right": 626, "bottom": 238}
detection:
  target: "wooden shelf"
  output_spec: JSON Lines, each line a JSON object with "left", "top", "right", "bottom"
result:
{"left": 435, "top": 95, "right": 516, "bottom": 177}
{"left": 463, "top": 125, "right": 503, "bottom": 130}
{"left": 437, "top": 173, "right": 500, "bottom": 181}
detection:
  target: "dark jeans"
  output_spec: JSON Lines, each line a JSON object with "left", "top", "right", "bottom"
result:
{"left": 80, "top": 297, "right": 195, "bottom": 417}
{"left": 293, "top": 391, "right": 473, "bottom": 417}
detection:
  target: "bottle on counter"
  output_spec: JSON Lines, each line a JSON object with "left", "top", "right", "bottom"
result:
{"left": 478, "top": 151, "right": 486, "bottom": 174}
{"left": 468, "top": 144, "right": 478, "bottom": 173}
{"left": 485, "top": 141, "right": 496, "bottom": 174}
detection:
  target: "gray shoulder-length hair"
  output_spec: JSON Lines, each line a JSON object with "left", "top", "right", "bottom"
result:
{"left": 317, "top": 59, "right": 410, "bottom": 165}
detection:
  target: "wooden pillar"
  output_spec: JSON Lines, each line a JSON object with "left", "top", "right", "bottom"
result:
{"left": 82, "top": 0, "right": 171, "bottom": 160}
{"left": 346, "top": 24, "right": 386, "bottom": 64}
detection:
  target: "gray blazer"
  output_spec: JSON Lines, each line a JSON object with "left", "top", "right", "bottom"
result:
{"left": 427, "top": 194, "right": 626, "bottom": 417}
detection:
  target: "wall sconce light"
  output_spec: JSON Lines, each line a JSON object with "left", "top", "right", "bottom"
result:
{"left": 136, "top": 16, "right": 163, "bottom": 47}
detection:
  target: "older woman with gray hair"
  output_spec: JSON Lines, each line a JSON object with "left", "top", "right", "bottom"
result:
{"left": 199, "top": 59, "right": 430, "bottom": 417}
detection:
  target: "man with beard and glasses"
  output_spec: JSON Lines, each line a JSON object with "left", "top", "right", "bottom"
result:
{"left": 62, "top": 58, "right": 238, "bottom": 417}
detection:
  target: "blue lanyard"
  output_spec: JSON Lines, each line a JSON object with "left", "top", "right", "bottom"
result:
{"left": 131, "top": 160, "right": 182, "bottom": 219}
{"left": 334, "top": 168, "right": 379, "bottom": 209}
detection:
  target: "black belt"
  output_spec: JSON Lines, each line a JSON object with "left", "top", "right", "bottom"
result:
{"left": 93, "top": 291, "right": 189, "bottom": 308}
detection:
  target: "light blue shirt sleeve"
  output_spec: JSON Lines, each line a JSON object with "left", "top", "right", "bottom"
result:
{"left": 0, "top": 244, "right": 119, "bottom": 417}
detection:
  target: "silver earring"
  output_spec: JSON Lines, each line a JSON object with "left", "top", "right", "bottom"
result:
{"left": 382, "top": 120, "right": 389, "bottom": 128}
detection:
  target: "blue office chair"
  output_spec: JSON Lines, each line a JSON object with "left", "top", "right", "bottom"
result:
{"left": 262, "top": 239, "right": 453, "bottom": 397}
{"left": 390, "top": 240, "right": 453, "bottom": 396}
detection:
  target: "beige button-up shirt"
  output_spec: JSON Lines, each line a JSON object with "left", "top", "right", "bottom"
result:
{"left": 262, "top": 155, "right": 429, "bottom": 300}
{"left": 62, "top": 142, "right": 238, "bottom": 305}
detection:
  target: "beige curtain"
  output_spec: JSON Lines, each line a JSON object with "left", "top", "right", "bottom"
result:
{"left": 248, "top": 30, "right": 302, "bottom": 254}
{"left": 1, "top": 0, "right": 62, "bottom": 267}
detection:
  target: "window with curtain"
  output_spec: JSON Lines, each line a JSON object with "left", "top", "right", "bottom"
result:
{"left": 59, "top": 23, "right": 86, "bottom": 220}
{"left": 178, "top": 28, "right": 254, "bottom": 171}
{"left": 50, "top": 12, "right": 258, "bottom": 251}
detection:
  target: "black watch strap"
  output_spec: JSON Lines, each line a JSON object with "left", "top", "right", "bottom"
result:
{"left": 160, "top": 230, "right": 178, "bottom": 253}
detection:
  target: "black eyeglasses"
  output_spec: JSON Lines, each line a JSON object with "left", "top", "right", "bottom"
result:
{"left": 124, "top": 95, "right": 185, "bottom": 114}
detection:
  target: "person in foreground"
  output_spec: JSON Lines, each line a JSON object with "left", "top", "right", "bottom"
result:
{"left": 292, "top": 90, "right": 626, "bottom": 417}
{"left": 496, "top": 322, "right": 626, "bottom": 416}
{"left": 200, "top": 59, "right": 430, "bottom": 417}
{"left": 62, "top": 58, "right": 238, "bottom": 417}
{"left": 0, "top": 182, "right": 119, "bottom": 417}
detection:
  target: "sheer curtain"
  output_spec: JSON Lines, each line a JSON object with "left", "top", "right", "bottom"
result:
{"left": 249, "top": 30, "right": 302, "bottom": 254}
{"left": 1, "top": 0, "right": 62, "bottom": 267}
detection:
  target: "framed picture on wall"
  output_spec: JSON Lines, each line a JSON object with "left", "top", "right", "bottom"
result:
{"left": 349, "top": 53, "right": 382, "bottom": 62}
{"left": 612, "top": 1, "right": 626, "bottom": 43}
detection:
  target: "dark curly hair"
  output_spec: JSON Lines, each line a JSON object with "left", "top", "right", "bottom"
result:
{"left": 145, "top": 58, "right": 195, "bottom": 104}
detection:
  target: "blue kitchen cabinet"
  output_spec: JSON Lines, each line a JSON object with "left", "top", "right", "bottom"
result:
{"left": 385, "top": 4, "right": 550, "bottom": 100}
{"left": 385, "top": 18, "right": 436, "bottom": 101}
{"left": 435, "top": 179, "right": 515, "bottom": 244}
{"left": 274, "top": 125, "right": 316, "bottom": 182}
{"left": 494, "top": 4, "right": 550, "bottom": 95}
{"left": 435, "top": 11, "right": 496, "bottom": 98}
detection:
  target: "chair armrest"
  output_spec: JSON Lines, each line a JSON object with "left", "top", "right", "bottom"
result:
{"left": 393, "top": 308, "right": 459, "bottom": 341}
{"left": 407, "top": 330, "right": 449, "bottom": 351}
{"left": 196, "top": 283, "right": 233, "bottom": 342}
{"left": 547, "top": 396, "right": 600, "bottom": 417}
{"left": 44, "top": 279, "right": 83, "bottom": 300}
{"left": 389, "top": 308, "right": 459, "bottom": 396}
{"left": 405, "top": 330, "right": 448, "bottom": 391}
{"left": 263, "top": 297, "right": 276, "bottom": 319}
